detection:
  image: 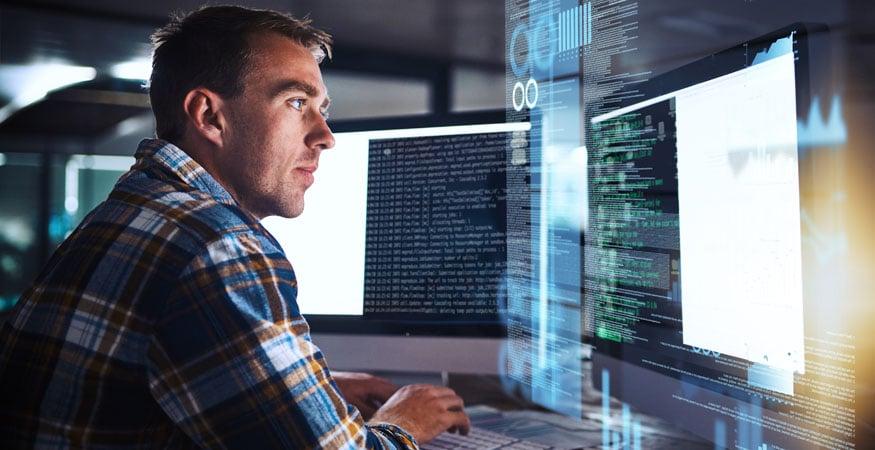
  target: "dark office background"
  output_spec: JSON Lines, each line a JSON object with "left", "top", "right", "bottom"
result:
{"left": 2, "top": 0, "right": 872, "bottom": 310}
{"left": 1, "top": 0, "right": 874, "bottom": 445}
{"left": 0, "top": 0, "right": 506, "bottom": 311}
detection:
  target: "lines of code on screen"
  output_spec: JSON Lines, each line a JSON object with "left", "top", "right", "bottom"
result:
{"left": 363, "top": 133, "right": 508, "bottom": 321}
{"left": 588, "top": 98, "right": 680, "bottom": 346}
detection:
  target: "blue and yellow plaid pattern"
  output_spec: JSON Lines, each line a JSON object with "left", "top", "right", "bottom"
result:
{"left": 0, "top": 139, "right": 417, "bottom": 449}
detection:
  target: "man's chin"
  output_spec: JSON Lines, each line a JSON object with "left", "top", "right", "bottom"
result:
{"left": 275, "top": 201, "right": 305, "bottom": 219}
{"left": 249, "top": 194, "right": 304, "bottom": 220}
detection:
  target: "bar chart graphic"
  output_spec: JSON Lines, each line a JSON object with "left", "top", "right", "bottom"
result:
{"left": 602, "top": 369, "right": 643, "bottom": 450}
{"left": 558, "top": 2, "right": 592, "bottom": 53}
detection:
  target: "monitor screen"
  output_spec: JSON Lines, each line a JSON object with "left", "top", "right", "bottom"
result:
{"left": 586, "top": 24, "right": 851, "bottom": 449}
{"left": 590, "top": 29, "right": 805, "bottom": 377}
{"left": 262, "top": 120, "right": 530, "bottom": 336}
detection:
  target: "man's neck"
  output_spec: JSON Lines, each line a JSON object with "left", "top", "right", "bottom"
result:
{"left": 172, "top": 136, "right": 264, "bottom": 219}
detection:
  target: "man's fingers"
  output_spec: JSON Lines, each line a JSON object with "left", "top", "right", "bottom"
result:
{"left": 445, "top": 409, "right": 471, "bottom": 436}
{"left": 437, "top": 394, "right": 465, "bottom": 412}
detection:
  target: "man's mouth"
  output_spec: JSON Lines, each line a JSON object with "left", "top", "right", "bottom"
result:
{"left": 295, "top": 165, "right": 317, "bottom": 185}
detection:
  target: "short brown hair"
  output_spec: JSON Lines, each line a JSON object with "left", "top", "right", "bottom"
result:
{"left": 148, "top": 5, "right": 332, "bottom": 143}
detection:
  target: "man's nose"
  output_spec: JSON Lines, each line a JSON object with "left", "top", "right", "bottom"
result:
{"left": 307, "top": 114, "right": 335, "bottom": 151}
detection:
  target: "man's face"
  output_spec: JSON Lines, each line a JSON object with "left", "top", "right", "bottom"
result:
{"left": 217, "top": 32, "right": 334, "bottom": 219}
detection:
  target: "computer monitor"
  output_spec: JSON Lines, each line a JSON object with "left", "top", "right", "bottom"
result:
{"left": 261, "top": 112, "right": 530, "bottom": 375}
{"left": 586, "top": 24, "right": 849, "bottom": 449}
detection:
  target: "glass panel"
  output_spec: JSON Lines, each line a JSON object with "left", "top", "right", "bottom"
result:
{"left": 0, "top": 152, "right": 42, "bottom": 312}
{"left": 51, "top": 154, "right": 134, "bottom": 247}
{"left": 322, "top": 71, "right": 431, "bottom": 120}
{"left": 451, "top": 66, "right": 504, "bottom": 112}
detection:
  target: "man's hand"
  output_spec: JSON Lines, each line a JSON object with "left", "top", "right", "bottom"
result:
{"left": 332, "top": 371, "right": 399, "bottom": 420}
{"left": 369, "top": 384, "right": 471, "bottom": 444}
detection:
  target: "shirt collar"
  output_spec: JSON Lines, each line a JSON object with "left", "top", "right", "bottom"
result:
{"left": 133, "top": 138, "right": 237, "bottom": 206}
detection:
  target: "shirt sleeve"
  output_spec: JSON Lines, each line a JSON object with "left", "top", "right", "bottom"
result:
{"left": 145, "top": 231, "right": 418, "bottom": 449}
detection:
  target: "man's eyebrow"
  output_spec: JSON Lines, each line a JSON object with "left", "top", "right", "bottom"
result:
{"left": 269, "top": 79, "right": 319, "bottom": 99}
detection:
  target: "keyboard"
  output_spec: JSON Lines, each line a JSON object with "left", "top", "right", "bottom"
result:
{"left": 422, "top": 426, "right": 552, "bottom": 449}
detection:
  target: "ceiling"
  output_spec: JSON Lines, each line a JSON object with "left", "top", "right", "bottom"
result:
{"left": 0, "top": 0, "right": 871, "bottom": 148}
{"left": 0, "top": 0, "right": 506, "bottom": 69}
{"left": 6, "top": 0, "right": 870, "bottom": 72}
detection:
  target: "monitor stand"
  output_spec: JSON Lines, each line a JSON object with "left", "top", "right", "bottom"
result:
{"left": 374, "top": 371, "right": 448, "bottom": 387}
{"left": 312, "top": 333, "right": 505, "bottom": 376}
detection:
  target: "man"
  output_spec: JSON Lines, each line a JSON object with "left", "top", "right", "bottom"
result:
{"left": 0, "top": 6, "right": 469, "bottom": 449}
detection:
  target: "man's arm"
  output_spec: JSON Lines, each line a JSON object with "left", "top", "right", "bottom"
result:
{"left": 332, "top": 372, "right": 399, "bottom": 420}
{"left": 145, "top": 231, "right": 415, "bottom": 448}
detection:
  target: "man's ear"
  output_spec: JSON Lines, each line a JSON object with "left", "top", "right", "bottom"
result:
{"left": 182, "top": 88, "right": 227, "bottom": 148}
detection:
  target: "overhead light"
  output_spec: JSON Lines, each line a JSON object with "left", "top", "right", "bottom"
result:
{"left": 0, "top": 62, "right": 97, "bottom": 123}
{"left": 110, "top": 57, "right": 152, "bottom": 81}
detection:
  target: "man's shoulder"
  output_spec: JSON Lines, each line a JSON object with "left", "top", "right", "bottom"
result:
{"left": 96, "top": 168, "right": 269, "bottom": 252}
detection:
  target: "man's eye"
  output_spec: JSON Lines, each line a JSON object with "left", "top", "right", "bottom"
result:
{"left": 289, "top": 98, "right": 306, "bottom": 111}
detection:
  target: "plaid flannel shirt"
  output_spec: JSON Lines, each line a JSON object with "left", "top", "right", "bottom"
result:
{"left": 0, "top": 139, "right": 417, "bottom": 449}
